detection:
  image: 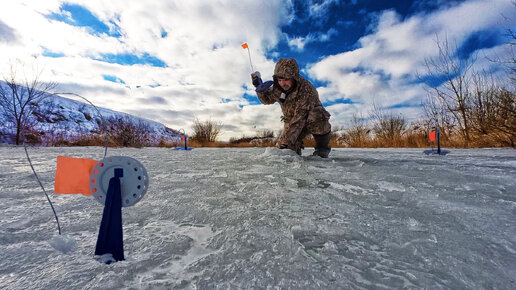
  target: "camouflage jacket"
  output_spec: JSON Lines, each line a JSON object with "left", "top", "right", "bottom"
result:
{"left": 256, "top": 58, "right": 330, "bottom": 146}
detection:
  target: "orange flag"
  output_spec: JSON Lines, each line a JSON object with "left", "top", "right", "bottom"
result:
{"left": 428, "top": 131, "right": 437, "bottom": 142}
{"left": 54, "top": 156, "right": 99, "bottom": 195}
{"left": 241, "top": 43, "right": 248, "bottom": 49}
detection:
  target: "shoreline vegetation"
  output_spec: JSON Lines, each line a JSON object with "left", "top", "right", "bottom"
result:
{"left": 4, "top": 107, "right": 515, "bottom": 149}
{"left": 8, "top": 125, "right": 514, "bottom": 149}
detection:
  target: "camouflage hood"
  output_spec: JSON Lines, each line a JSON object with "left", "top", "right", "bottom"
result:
{"left": 273, "top": 58, "right": 300, "bottom": 81}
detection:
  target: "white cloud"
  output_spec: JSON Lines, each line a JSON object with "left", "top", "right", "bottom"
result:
{"left": 308, "top": 0, "right": 516, "bottom": 127}
{"left": 308, "top": 0, "right": 340, "bottom": 22}
{"left": 287, "top": 35, "right": 308, "bottom": 51}
{"left": 1, "top": 0, "right": 514, "bottom": 141}
{"left": 0, "top": 0, "right": 289, "bottom": 140}
{"left": 285, "top": 28, "right": 338, "bottom": 52}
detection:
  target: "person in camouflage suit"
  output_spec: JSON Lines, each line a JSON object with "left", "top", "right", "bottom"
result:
{"left": 251, "top": 58, "right": 332, "bottom": 158}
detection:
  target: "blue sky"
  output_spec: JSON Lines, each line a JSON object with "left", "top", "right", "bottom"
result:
{"left": 0, "top": 0, "right": 514, "bottom": 140}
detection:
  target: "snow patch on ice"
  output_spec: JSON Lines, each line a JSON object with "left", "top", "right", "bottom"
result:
{"left": 170, "top": 224, "right": 218, "bottom": 273}
{"left": 407, "top": 217, "right": 427, "bottom": 232}
{"left": 95, "top": 253, "right": 117, "bottom": 264}
{"left": 259, "top": 147, "right": 300, "bottom": 159}
{"left": 125, "top": 223, "right": 218, "bottom": 288}
{"left": 211, "top": 170, "right": 228, "bottom": 178}
{"left": 378, "top": 181, "right": 406, "bottom": 192}
{"left": 255, "top": 147, "right": 304, "bottom": 168}
{"left": 48, "top": 234, "right": 78, "bottom": 254}
{"left": 327, "top": 182, "right": 372, "bottom": 195}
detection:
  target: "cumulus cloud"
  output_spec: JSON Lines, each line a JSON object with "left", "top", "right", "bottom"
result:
{"left": 285, "top": 28, "right": 338, "bottom": 51}
{"left": 308, "top": 0, "right": 515, "bottom": 126}
{"left": 0, "top": 0, "right": 289, "bottom": 140}
{"left": 0, "top": 19, "right": 17, "bottom": 43}
{"left": 0, "top": 0, "right": 514, "bottom": 140}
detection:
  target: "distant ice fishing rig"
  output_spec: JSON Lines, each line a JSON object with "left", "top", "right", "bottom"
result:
{"left": 21, "top": 92, "right": 167, "bottom": 264}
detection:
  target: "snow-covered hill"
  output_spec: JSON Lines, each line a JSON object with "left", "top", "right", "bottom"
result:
{"left": 0, "top": 94, "right": 183, "bottom": 145}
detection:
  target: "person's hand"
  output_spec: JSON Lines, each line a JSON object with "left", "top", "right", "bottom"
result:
{"left": 256, "top": 80, "right": 273, "bottom": 92}
{"left": 251, "top": 71, "right": 262, "bottom": 87}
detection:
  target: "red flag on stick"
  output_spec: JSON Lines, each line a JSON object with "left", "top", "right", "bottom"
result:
{"left": 241, "top": 43, "right": 248, "bottom": 49}
{"left": 428, "top": 131, "right": 437, "bottom": 142}
{"left": 54, "top": 156, "right": 98, "bottom": 195}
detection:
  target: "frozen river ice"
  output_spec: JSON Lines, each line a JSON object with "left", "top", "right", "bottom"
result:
{"left": 0, "top": 146, "right": 515, "bottom": 289}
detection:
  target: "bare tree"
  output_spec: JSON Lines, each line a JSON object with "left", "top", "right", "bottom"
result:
{"left": 468, "top": 2, "right": 516, "bottom": 147}
{"left": 489, "top": 2, "right": 516, "bottom": 85}
{"left": 422, "top": 35, "right": 476, "bottom": 144}
{"left": 422, "top": 92, "right": 455, "bottom": 138}
{"left": 469, "top": 71, "right": 516, "bottom": 146}
{"left": 258, "top": 129, "right": 274, "bottom": 138}
{"left": 0, "top": 63, "right": 57, "bottom": 144}
{"left": 469, "top": 71, "right": 497, "bottom": 134}
{"left": 503, "top": 25, "right": 516, "bottom": 85}
{"left": 105, "top": 116, "right": 152, "bottom": 148}
{"left": 340, "top": 114, "right": 371, "bottom": 147}
{"left": 370, "top": 105, "right": 406, "bottom": 147}
{"left": 191, "top": 118, "right": 223, "bottom": 144}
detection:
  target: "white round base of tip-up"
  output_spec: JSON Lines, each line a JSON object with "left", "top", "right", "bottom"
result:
{"left": 89, "top": 156, "right": 149, "bottom": 207}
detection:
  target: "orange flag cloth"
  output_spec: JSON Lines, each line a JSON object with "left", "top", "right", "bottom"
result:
{"left": 54, "top": 156, "right": 99, "bottom": 195}
{"left": 241, "top": 43, "right": 248, "bottom": 49}
{"left": 428, "top": 131, "right": 437, "bottom": 142}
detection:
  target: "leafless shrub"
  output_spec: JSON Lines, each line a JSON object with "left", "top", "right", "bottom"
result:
{"left": 191, "top": 118, "right": 223, "bottom": 144}
{"left": 156, "top": 139, "right": 181, "bottom": 148}
{"left": 229, "top": 128, "right": 276, "bottom": 145}
{"left": 104, "top": 116, "right": 152, "bottom": 148}
{"left": 339, "top": 114, "right": 372, "bottom": 147}
{"left": 370, "top": 105, "right": 406, "bottom": 147}
{"left": 403, "top": 120, "right": 432, "bottom": 148}
{"left": 421, "top": 35, "right": 476, "bottom": 144}
{"left": 0, "top": 63, "right": 57, "bottom": 145}
{"left": 52, "top": 134, "right": 106, "bottom": 147}
{"left": 258, "top": 129, "right": 274, "bottom": 138}
{"left": 468, "top": 73, "right": 516, "bottom": 146}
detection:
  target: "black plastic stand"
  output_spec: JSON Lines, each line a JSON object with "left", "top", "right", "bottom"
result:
{"left": 95, "top": 168, "right": 124, "bottom": 263}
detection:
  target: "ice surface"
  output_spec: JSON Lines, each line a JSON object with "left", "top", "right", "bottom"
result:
{"left": 0, "top": 146, "right": 515, "bottom": 289}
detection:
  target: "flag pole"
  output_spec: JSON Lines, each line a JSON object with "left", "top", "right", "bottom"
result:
{"left": 246, "top": 47, "right": 254, "bottom": 72}
{"left": 242, "top": 43, "right": 254, "bottom": 72}
{"left": 437, "top": 128, "right": 441, "bottom": 155}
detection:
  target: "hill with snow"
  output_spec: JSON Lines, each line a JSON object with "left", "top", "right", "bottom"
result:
{"left": 0, "top": 94, "right": 183, "bottom": 145}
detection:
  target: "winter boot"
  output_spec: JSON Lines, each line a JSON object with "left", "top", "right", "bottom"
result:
{"left": 312, "top": 133, "right": 331, "bottom": 158}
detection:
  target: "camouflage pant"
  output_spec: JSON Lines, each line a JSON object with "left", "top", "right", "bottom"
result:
{"left": 278, "top": 106, "right": 331, "bottom": 151}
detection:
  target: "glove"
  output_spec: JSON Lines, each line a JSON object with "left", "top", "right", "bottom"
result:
{"left": 256, "top": 80, "right": 273, "bottom": 92}
{"left": 251, "top": 71, "right": 262, "bottom": 87}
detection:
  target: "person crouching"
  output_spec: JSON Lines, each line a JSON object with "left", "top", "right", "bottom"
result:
{"left": 252, "top": 58, "right": 332, "bottom": 158}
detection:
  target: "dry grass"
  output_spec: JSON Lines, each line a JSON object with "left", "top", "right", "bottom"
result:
{"left": 40, "top": 120, "right": 514, "bottom": 149}
{"left": 156, "top": 139, "right": 182, "bottom": 148}
{"left": 42, "top": 128, "right": 514, "bottom": 149}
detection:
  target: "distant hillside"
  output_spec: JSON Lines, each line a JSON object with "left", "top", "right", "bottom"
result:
{"left": 0, "top": 94, "right": 183, "bottom": 146}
